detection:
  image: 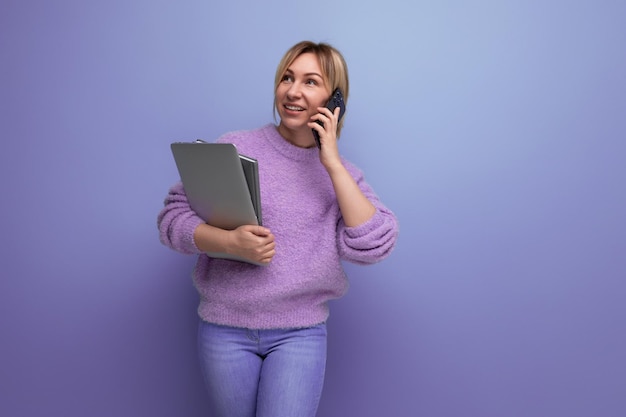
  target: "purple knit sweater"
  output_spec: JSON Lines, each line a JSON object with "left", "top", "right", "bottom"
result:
{"left": 158, "top": 124, "right": 398, "bottom": 329}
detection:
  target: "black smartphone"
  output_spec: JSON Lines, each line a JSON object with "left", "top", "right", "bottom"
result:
{"left": 312, "top": 88, "right": 346, "bottom": 149}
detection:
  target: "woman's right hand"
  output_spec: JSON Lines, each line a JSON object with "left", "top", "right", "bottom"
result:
{"left": 226, "top": 225, "right": 276, "bottom": 265}
{"left": 194, "top": 223, "right": 276, "bottom": 265}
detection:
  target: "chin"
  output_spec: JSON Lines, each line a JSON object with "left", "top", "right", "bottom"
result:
{"left": 280, "top": 118, "right": 307, "bottom": 132}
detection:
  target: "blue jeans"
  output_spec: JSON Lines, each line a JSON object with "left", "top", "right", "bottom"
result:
{"left": 197, "top": 320, "right": 327, "bottom": 417}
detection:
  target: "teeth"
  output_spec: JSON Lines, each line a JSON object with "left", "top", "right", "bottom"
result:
{"left": 286, "top": 105, "right": 304, "bottom": 111}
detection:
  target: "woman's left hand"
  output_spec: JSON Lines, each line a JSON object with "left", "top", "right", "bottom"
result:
{"left": 309, "top": 106, "right": 377, "bottom": 227}
{"left": 308, "top": 106, "right": 342, "bottom": 170}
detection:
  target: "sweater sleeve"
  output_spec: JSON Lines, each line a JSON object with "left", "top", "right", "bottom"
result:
{"left": 157, "top": 131, "right": 239, "bottom": 255}
{"left": 336, "top": 167, "right": 399, "bottom": 265}
{"left": 157, "top": 181, "right": 205, "bottom": 255}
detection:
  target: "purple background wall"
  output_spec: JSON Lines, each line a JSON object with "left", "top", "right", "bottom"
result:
{"left": 1, "top": 1, "right": 624, "bottom": 416}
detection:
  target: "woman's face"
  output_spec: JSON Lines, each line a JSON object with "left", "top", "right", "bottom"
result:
{"left": 276, "top": 52, "right": 330, "bottom": 144}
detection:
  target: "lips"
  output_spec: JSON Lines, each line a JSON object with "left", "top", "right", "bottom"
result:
{"left": 284, "top": 104, "right": 305, "bottom": 112}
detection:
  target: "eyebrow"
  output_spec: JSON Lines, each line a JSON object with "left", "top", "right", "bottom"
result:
{"left": 284, "top": 69, "right": 323, "bottom": 78}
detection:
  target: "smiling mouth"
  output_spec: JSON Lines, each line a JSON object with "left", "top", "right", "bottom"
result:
{"left": 284, "top": 105, "right": 305, "bottom": 111}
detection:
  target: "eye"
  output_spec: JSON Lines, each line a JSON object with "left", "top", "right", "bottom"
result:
{"left": 305, "top": 79, "right": 318, "bottom": 86}
{"left": 281, "top": 74, "right": 293, "bottom": 83}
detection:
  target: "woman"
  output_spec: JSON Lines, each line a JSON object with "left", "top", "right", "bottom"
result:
{"left": 157, "top": 40, "right": 399, "bottom": 417}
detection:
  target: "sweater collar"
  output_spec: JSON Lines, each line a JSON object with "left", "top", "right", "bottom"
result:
{"left": 261, "top": 124, "right": 320, "bottom": 162}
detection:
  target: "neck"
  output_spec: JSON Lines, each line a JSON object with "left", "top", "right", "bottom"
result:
{"left": 277, "top": 123, "right": 316, "bottom": 148}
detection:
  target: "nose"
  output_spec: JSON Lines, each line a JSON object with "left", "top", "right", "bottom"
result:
{"left": 286, "top": 82, "right": 302, "bottom": 99}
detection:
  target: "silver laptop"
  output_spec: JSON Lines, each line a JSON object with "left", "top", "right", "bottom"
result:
{"left": 170, "top": 142, "right": 261, "bottom": 231}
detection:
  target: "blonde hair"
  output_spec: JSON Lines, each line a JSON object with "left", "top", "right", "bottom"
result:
{"left": 273, "top": 41, "right": 350, "bottom": 137}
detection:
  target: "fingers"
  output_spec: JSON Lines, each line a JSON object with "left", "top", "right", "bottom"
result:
{"left": 254, "top": 225, "right": 271, "bottom": 236}
{"left": 310, "top": 106, "right": 339, "bottom": 128}
{"left": 248, "top": 225, "right": 275, "bottom": 247}
{"left": 308, "top": 107, "right": 339, "bottom": 147}
{"left": 240, "top": 224, "right": 271, "bottom": 236}
{"left": 231, "top": 225, "right": 276, "bottom": 264}
{"left": 253, "top": 236, "right": 276, "bottom": 264}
